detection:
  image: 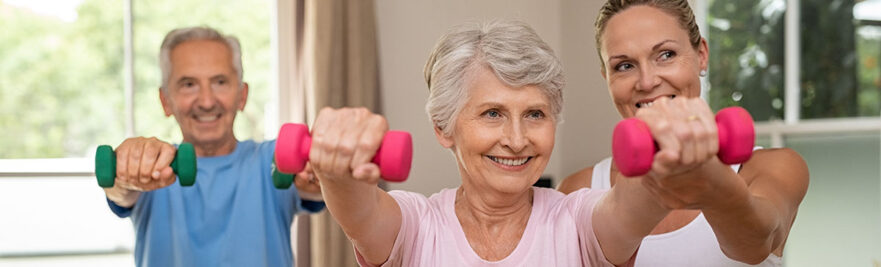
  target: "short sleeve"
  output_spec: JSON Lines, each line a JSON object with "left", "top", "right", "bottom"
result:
{"left": 355, "top": 190, "right": 430, "bottom": 267}
{"left": 565, "top": 188, "right": 619, "bottom": 267}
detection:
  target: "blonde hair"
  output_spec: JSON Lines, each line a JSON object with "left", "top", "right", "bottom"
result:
{"left": 595, "top": 0, "right": 701, "bottom": 72}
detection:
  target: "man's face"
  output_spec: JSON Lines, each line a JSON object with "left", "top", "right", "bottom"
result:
{"left": 160, "top": 40, "right": 247, "bottom": 148}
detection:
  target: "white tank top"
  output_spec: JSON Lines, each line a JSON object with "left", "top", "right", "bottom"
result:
{"left": 591, "top": 157, "right": 783, "bottom": 267}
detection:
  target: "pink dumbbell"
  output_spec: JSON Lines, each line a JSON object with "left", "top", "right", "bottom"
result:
{"left": 612, "top": 106, "right": 755, "bottom": 177}
{"left": 274, "top": 123, "right": 413, "bottom": 182}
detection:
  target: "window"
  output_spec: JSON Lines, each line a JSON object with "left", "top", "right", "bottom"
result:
{"left": 0, "top": 0, "right": 273, "bottom": 265}
{"left": 707, "top": 0, "right": 881, "bottom": 121}
{"left": 702, "top": 0, "right": 881, "bottom": 265}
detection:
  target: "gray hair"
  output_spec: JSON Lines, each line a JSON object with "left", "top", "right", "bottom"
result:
{"left": 159, "top": 26, "right": 243, "bottom": 91}
{"left": 424, "top": 20, "right": 565, "bottom": 136}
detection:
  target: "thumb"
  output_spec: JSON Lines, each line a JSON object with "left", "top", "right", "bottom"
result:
{"left": 352, "top": 163, "right": 381, "bottom": 185}
{"left": 158, "top": 166, "right": 175, "bottom": 181}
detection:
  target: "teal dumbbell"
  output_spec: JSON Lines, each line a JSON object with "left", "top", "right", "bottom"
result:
{"left": 272, "top": 159, "right": 295, "bottom": 189}
{"left": 94, "top": 143, "right": 197, "bottom": 188}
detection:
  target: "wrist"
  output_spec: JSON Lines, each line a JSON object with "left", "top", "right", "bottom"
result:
{"left": 298, "top": 190, "right": 324, "bottom": 201}
{"left": 701, "top": 168, "right": 751, "bottom": 215}
{"left": 104, "top": 186, "right": 140, "bottom": 208}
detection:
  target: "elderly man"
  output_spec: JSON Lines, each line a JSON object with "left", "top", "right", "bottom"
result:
{"left": 102, "top": 26, "right": 323, "bottom": 266}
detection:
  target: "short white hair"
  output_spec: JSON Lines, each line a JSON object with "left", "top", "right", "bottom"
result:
{"left": 159, "top": 26, "right": 243, "bottom": 91}
{"left": 424, "top": 20, "right": 565, "bottom": 136}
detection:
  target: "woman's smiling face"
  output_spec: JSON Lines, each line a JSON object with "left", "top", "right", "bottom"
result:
{"left": 599, "top": 5, "right": 708, "bottom": 119}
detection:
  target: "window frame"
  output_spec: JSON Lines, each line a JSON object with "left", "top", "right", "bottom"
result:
{"left": 697, "top": 0, "right": 881, "bottom": 148}
{"left": 0, "top": 0, "right": 286, "bottom": 259}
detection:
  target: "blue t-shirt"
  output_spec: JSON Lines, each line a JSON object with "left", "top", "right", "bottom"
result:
{"left": 107, "top": 140, "right": 324, "bottom": 267}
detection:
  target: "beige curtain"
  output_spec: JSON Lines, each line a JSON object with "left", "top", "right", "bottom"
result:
{"left": 292, "top": 0, "right": 380, "bottom": 266}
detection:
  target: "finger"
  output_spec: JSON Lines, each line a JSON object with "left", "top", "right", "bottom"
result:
{"left": 352, "top": 163, "right": 381, "bottom": 185}
{"left": 309, "top": 107, "right": 338, "bottom": 175}
{"left": 350, "top": 114, "right": 388, "bottom": 172}
{"left": 314, "top": 108, "right": 348, "bottom": 177}
{"left": 140, "top": 139, "right": 162, "bottom": 180}
{"left": 331, "top": 110, "right": 364, "bottom": 177}
{"left": 158, "top": 165, "right": 175, "bottom": 181}
{"left": 672, "top": 100, "right": 696, "bottom": 166}
{"left": 639, "top": 99, "right": 682, "bottom": 173}
{"left": 158, "top": 168, "right": 177, "bottom": 188}
{"left": 152, "top": 143, "right": 176, "bottom": 178}
{"left": 692, "top": 99, "right": 718, "bottom": 159}
{"left": 126, "top": 139, "right": 148, "bottom": 184}
{"left": 116, "top": 142, "right": 130, "bottom": 182}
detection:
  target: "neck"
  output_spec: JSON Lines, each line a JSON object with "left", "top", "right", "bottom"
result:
{"left": 190, "top": 138, "right": 238, "bottom": 157}
{"left": 455, "top": 183, "right": 533, "bottom": 225}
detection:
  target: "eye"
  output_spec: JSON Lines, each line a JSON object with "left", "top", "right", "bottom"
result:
{"left": 184, "top": 81, "right": 196, "bottom": 88}
{"left": 526, "top": 110, "right": 545, "bottom": 120}
{"left": 482, "top": 109, "right": 502, "bottom": 119}
{"left": 659, "top": 50, "right": 676, "bottom": 60}
{"left": 614, "top": 62, "right": 634, "bottom": 72}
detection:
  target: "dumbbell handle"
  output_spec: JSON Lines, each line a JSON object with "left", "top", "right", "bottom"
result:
{"left": 275, "top": 123, "right": 413, "bottom": 182}
{"left": 94, "top": 143, "right": 197, "bottom": 188}
{"left": 612, "top": 107, "right": 755, "bottom": 177}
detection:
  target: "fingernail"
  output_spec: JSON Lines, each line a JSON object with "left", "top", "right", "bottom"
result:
{"left": 152, "top": 171, "right": 160, "bottom": 178}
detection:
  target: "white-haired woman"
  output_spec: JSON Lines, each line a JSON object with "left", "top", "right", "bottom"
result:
{"left": 310, "top": 21, "right": 668, "bottom": 266}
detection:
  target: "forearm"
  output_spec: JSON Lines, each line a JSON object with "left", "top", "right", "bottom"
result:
{"left": 594, "top": 178, "right": 669, "bottom": 264}
{"left": 319, "top": 179, "right": 400, "bottom": 264}
{"left": 702, "top": 182, "right": 783, "bottom": 264}
{"left": 103, "top": 186, "right": 141, "bottom": 208}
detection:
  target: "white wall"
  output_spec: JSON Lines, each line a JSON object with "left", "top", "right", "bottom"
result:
{"left": 375, "top": 0, "right": 615, "bottom": 195}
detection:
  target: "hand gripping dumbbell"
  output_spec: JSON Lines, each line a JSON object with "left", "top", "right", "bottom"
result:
{"left": 94, "top": 143, "right": 197, "bottom": 188}
{"left": 612, "top": 107, "right": 755, "bottom": 177}
{"left": 274, "top": 123, "right": 413, "bottom": 187}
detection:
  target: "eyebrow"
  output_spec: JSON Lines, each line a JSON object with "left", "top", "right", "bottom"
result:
{"left": 176, "top": 76, "right": 196, "bottom": 85}
{"left": 607, "top": 39, "right": 677, "bottom": 62}
{"left": 475, "top": 101, "right": 550, "bottom": 111}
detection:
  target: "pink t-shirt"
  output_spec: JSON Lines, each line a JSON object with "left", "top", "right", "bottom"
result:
{"left": 355, "top": 187, "right": 617, "bottom": 267}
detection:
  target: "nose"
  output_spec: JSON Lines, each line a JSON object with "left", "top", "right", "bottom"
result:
{"left": 196, "top": 81, "right": 217, "bottom": 110}
{"left": 636, "top": 64, "right": 661, "bottom": 92}
{"left": 501, "top": 119, "right": 528, "bottom": 153}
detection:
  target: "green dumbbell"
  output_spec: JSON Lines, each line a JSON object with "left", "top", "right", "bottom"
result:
{"left": 272, "top": 159, "right": 295, "bottom": 189}
{"left": 94, "top": 143, "right": 197, "bottom": 188}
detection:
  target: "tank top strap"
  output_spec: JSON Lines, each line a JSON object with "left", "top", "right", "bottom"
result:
{"left": 590, "top": 157, "right": 614, "bottom": 189}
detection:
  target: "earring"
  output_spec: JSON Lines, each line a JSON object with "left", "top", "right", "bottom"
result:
{"left": 700, "top": 70, "right": 707, "bottom": 77}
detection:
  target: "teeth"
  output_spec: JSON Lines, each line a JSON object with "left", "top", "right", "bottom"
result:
{"left": 197, "top": 115, "right": 219, "bottom": 122}
{"left": 637, "top": 101, "right": 654, "bottom": 108}
{"left": 489, "top": 156, "right": 529, "bottom": 166}
{"left": 636, "top": 95, "right": 676, "bottom": 108}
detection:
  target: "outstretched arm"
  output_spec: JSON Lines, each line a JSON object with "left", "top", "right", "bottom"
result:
{"left": 592, "top": 175, "right": 670, "bottom": 265}
{"left": 308, "top": 107, "right": 403, "bottom": 266}
{"left": 702, "top": 148, "right": 808, "bottom": 264}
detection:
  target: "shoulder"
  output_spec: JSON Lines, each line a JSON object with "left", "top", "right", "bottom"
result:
{"left": 740, "top": 148, "right": 809, "bottom": 199}
{"left": 388, "top": 189, "right": 438, "bottom": 213}
{"left": 557, "top": 166, "right": 595, "bottom": 194}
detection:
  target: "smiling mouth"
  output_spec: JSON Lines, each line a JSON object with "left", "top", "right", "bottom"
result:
{"left": 486, "top": 155, "right": 532, "bottom": 167}
{"left": 194, "top": 114, "right": 221, "bottom": 122}
{"left": 635, "top": 95, "right": 676, "bottom": 109}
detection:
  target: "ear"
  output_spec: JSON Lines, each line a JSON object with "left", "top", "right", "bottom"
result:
{"left": 433, "top": 125, "right": 454, "bottom": 149}
{"left": 697, "top": 37, "right": 709, "bottom": 72}
{"left": 237, "top": 82, "right": 249, "bottom": 111}
{"left": 160, "top": 87, "right": 173, "bottom": 117}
